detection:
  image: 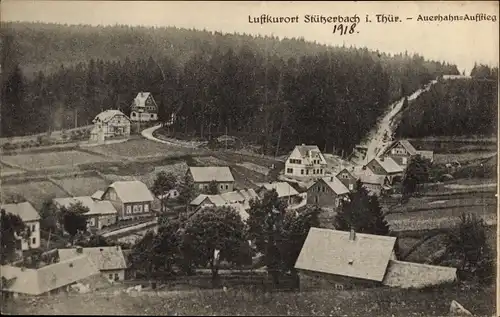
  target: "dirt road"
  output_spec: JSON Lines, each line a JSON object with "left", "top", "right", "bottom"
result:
{"left": 352, "top": 80, "right": 438, "bottom": 165}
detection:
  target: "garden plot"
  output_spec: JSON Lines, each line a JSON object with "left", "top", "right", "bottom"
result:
{"left": 236, "top": 162, "right": 270, "bottom": 175}
{"left": 192, "top": 156, "right": 229, "bottom": 166}
{"left": 2, "top": 180, "right": 70, "bottom": 209}
{"left": 52, "top": 175, "right": 110, "bottom": 197}
{"left": 1, "top": 150, "right": 107, "bottom": 170}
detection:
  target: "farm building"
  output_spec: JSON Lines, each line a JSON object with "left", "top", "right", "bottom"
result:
{"left": 335, "top": 168, "right": 358, "bottom": 192}
{"left": 53, "top": 196, "right": 117, "bottom": 231}
{"left": 306, "top": 176, "right": 350, "bottom": 208}
{"left": 295, "top": 228, "right": 457, "bottom": 290}
{"left": 0, "top": 255, "right": 100, "bottom": 297}
{"left": 130, "top": 92, "right": 158, "bottom": 122}
{"left": 89, "top": 109, "right": 131, "bottom": 144}
{"left": 58, "top": 246, "right": 127, "bottom": 282}
{"left": 284, "top": 144, "right": 327, "bottom": 178}
{"left": 256, "top": 182, "right": 300, "bottom": 204}
{"left": 187, "top": 166, "right": 235, "bottom": 193}
{"left": 381, "top": 139, "right": 434, "bottom": 166}
{"left": 189, "top": 189, "right": 259, "bottom": 220}
{"left": 1, "top": 202, "right": 41, "bottom": 251}
{"left": 101, "top": 181, "right": 155, "bottom": 220}
{"left": 365, "top": 157, "right": 404, "bottom": 184}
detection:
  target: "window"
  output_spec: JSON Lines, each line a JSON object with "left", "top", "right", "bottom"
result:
{"left": 144, "top": 204, "right": 149, "bottom": 212}
{"left": 312, "top": 169, "right": 315, "bottom": 175}
{"left": 31, "top": 237, "right": 36, "bottom": 245}
{"left": 301, "top": 169, "right": 304, "bottom": 175}
{"left": 133, "top": 205, "right": 143, "bottom": 213}
{"left": 109, "top": 274, "right": 113, "bottom": 280}
{"left": 349, "top": 184, "right": 354, "bottom": 190}
{"left": 402, "top": 157, "right": 408, "bottom": 165}
{"left": 286, "top": 168, "right": 293, "bottom": 174}
{"left": 126, "top": 206, "right": 132, "bottom": 214}
{"left": 225, "top": 185, "right": 228, "bottom": 190}
{"left": 114, "top": 273, "right": 119, "bottom": 280}
{"left": 306, "top": 170, "right": 309, "bottom": 175}
{"left": 220, "top": 184, "right": 224, "bottom": 189}
{"left": 88, "top": 218, "right": 96, "bottom": 227}
{"left": 31, "top": 224, "right": 36, "bottom": 232}
{"left": 199, "top": 184, "right": 204, "bottom": 189}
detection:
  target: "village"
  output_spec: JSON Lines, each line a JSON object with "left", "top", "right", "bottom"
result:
{"left": 1, "top": 82, "right": 496, "bottom": 317}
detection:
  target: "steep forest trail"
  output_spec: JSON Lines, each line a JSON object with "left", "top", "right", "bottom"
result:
{"left": 351, "top": 78, "right": 439, "bottom": 166}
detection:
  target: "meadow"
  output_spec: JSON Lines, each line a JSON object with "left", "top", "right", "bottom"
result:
{"left": 51, "top": 175, "right": 111, "bottom": 197}
{"left": 3, "top": 282, "right": 495, "bottom": 316}
{"left": 1, "top": 150, "right": 108, "bottom": 170}
{"left": 1, "top": 180, "right": 69, "bottom": 209}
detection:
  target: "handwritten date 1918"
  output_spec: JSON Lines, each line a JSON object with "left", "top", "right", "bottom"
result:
{"left": 333, "top": 23, "right": 358, "bottom": 35}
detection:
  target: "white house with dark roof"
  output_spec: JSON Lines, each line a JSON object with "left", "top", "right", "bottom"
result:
{"left": 295, "top": 228, "right": 457, "bottom": 290}
{"left": 101, "top": 180, "right": 155, "bottom": 220}
{"left": 187, "top": 166, "right": 235, "bottom": 193}
{"left": 89, "top": 109, "right": 131, "bottom": 143}
{"left": 381, "top": 139, "right": 434, "bottom": 166}
{"left": 130, "top": 92, "right": 158, "bottom": 122}
{"left": 306, "top": 176, "right": 350, "bottom": 208}
{"left": 58, "top": 246, "right": 127, "bottom": 282}
{"left": 366, "top": 156, "right": 404, "bottom": 184}
{"left": 284, "top": 144, "right": 327, "bottom": 178}
{"left": 53, "top": 196, "right": 118, "bottom": 231}
{"left": 0, "top": 255, "right": 100, "bottom": 297}
{"left": 1, "top": 202, "right": 41, "bottom": 250}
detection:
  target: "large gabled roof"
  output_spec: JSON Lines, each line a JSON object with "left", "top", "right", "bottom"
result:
{"left": 295, "top": 228, "right": 396, "bottom": 282}
{"left": 1, "top": 202, "right": 40, "bottom": 222}
{"left": 188, "top": 166, "right": 235, "bottom": 183}
{"left": 106, "top": 181, "right": 155, "bottom": 203}
{"left": 384, "top": 140, "right": 418, "bottom": 156}
{"left": 58, "top": 246, "right": 127, "bottom": 271}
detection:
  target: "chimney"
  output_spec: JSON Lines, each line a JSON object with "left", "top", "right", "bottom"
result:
{"left": 349, "top": 229, "right": 356, "bottom": 241}
{"left": 76, "top": 246, "right": 83, "bottom": 254}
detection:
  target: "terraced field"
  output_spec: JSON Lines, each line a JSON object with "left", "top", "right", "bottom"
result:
{"left": 1, "top": 150, "right": 108, "bottom": 170}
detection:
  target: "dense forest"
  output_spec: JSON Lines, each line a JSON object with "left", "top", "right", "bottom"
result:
{"left": 396, "top": 64, "right": 498, "bottom": 138}
{"left": 1, "top": 22, "right": 460, "bottom": 154}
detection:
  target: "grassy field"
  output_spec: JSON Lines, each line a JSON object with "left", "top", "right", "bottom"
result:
{"left": 0, "top": 163, "right": 24, "bottom": 176}
{"left": 87, "top": 139, "right": 202, "bottom": 159}
{"left": 433, "top": 151, "right": 497, "bottom": 164}
{"left": 3, "top": 283, "right": 495, "bottom": 316}
{"left": 1, "top": 180, "right": 69, "bottom": 209}
{"left": 1, "top": 150, "right": 108, "bottom": 170}
{"left": 51, "top": 175, "right": 110, "bottom": 196}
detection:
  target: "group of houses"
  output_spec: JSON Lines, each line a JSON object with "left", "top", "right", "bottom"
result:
{"left": 283, "top": 140, "right": 434, "bottom": 210}
{"left": 89, "top": 92, "right": 159, "bottom": 144}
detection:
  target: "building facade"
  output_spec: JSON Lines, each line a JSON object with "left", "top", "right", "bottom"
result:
{"left": 284, "top": 144, "right": 328, "bottom": 178}
{"left": 306, "top": 177, "right": 350, "bottom": 208}
{"left": 1, "top": 202, "right": 41, "bottom": 251}
{"left": 130, "top": 92, "right": 158, "bottom": 122}
{"left": 366, "top": 157, "right": 404, "bottom": 184}
{"left": 53, "top": 197, "right": 118, "bottom": 231}
{"left": 101, "top": 181, "right": 155, "bottom": 220}
{"left": 89, "top": 110, "right": 131, "bottom": 143}
{"left": 187, "top": 166, "right": 235, "bottom": 194}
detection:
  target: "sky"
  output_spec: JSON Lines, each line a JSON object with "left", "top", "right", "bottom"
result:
{"left": 2, "top": 1, "right": 499, "bottom": 74}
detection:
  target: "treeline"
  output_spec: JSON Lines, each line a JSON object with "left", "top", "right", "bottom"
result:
{"left": 1, "top": 22, "right": 459, "bottom": 153}
{"left": 396, "top": 65, "right": 498, "bottom": 138}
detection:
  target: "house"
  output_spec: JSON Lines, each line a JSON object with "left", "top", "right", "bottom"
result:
{"left": 0, "top": 255, "right": 99, "bottom": 297}
{"left": 130, "top": 92, "right": 158, "bottom": 122}
{"left": 295, "top": 228, "right": 397, "bottom": 290}
{"left": 58, "top": 246, "right": 127, "bottom": 282}
{"left": 336, "top": 168, "right": 358, "bottom": 191}
{"left": 284, "top": 144, "right": 327, "bottom": 178}
{"left": 359, "top": 174, "right": 392, "bottom": 196}
{"left": 101, "top": 181, "right": 155, "bottom": 220}
{"left": 306, "top": 176, "right": 350, "bottom": 208}
{"left": 381, "top": 139, "right": 434, "bottom": 166}
{"left": 189, "top": 189, "right": 258, "bottom": 212}
{"left": 256, "top": 182, "right": 300, "bottom": 204}
{"left": 89, "top": 110, "right": 131, "bottom": 143}
{"left": 295, "top": 228, "right": 457, "bottom": 290}
{"left": 53, "top": 196, "right": 118, "bottom": 231}
{"left": 1, "top": 202, "right": 41, "bottom": 251}
{"left": 365, "top": 156, "right": 404, "bottom": 184}
{"left": 187, "top": 166, "right": 235, "bottom": 193}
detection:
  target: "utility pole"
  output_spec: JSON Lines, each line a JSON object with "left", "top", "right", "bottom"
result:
{"left": 74, "top": 108, "right": 78, "bottom": 129}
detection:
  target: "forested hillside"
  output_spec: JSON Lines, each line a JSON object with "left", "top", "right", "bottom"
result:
{"left": 396, "top": 65, "right": 498, "bottom": 138}
{"left": 1, "top": 22, "right": 460, "bottom": 154}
